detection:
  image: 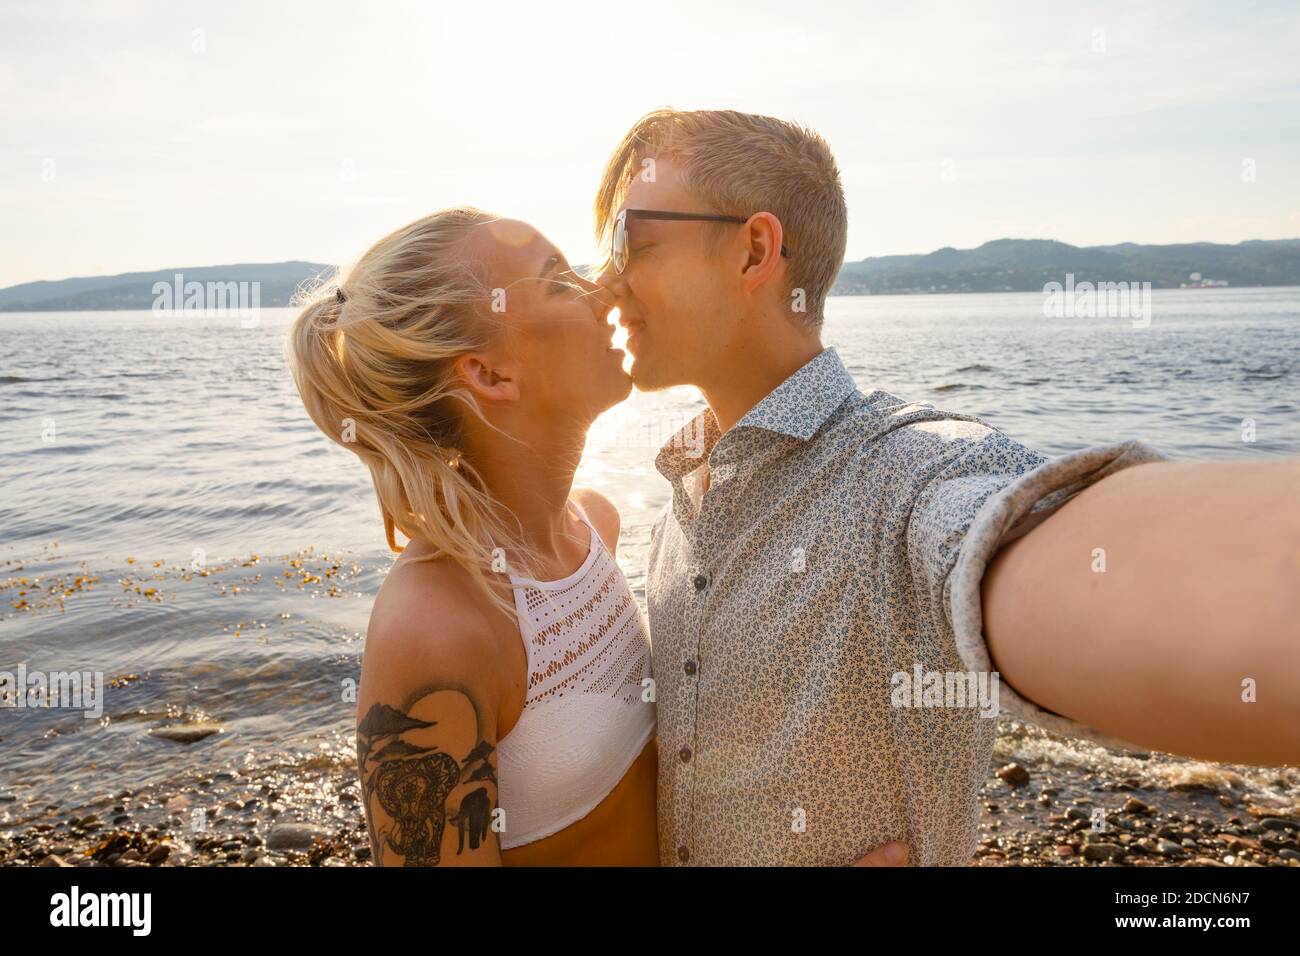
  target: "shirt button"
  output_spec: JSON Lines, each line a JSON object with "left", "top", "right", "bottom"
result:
{"left": 683, "top": 659, "right": 697, "bottom": 676}
{"left": 692, "top": 573, "right": 708, "bottom": 592}
{"left": 679, "top": 745, "right": 692, "bottom": 762}
{"left": 677, "top": 845, "right": 690, "bottom": 863}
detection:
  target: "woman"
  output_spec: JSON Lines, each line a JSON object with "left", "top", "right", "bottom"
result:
{"left": 288, "top": 207, "right": 657, "bottom": 865}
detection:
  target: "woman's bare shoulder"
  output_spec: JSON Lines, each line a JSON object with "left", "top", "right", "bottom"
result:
{"left": 571, "top": 487, "right": 621, "bottom": 552}
{"left": 363, "top": 550, "right": 511, "bottom": 691}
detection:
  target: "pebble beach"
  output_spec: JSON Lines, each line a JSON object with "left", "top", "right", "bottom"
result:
{"left": 5, "top": 720, "right": 1299, "bottom": 867}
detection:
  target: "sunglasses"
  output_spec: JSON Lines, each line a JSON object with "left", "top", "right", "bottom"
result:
{"left": 611, "top": 208, "right": 792, "bottom": 274}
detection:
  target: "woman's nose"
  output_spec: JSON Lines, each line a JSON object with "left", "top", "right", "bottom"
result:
{"left": 583, "top": 279, "right": 616, "bottom": 320}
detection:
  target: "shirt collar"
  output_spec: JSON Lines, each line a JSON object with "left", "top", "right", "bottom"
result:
{"left": 731, "top": 346, "right": 857, "bottom": 441}
{"left": 654, "top": 347, "right": 857, "bottom": 482}
{"left": 655, "top": 406, "right": 722, "bottom": 483}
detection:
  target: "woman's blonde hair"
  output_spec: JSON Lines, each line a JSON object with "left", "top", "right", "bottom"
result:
{"left": 287, "top": 206, "right": 530, "bottom": 620}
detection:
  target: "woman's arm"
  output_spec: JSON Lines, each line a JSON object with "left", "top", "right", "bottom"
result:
{"left": 355, "top": 565, "right": 509, "bottom": 866}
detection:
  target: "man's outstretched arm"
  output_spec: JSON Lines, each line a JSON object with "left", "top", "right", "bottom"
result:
{"left": 981, "top": 457, "right": 1300, "bottom": 765}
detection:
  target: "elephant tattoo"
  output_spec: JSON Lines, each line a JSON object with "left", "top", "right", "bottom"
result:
{"left": 356, "top": 696, "right": 500, "bottom": 866}
{"left": 373, "top": 751, "right": 461, "bottom": 865}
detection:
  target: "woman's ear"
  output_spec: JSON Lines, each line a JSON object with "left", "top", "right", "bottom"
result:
{"left": 452, "top": 353, "right": 520, "bottom": 404}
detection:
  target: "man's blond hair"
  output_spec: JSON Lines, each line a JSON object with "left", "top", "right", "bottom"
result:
{"left": 594, "top": 109, "right": 847, "bottom": 329}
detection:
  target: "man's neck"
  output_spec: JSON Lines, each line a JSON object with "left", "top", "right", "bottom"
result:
{"left": 700, "top": 327, "right": 824, "bottom": 434}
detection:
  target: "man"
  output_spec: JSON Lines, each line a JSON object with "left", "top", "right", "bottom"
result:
{"left": 594, "top": 109, "right": 1300, "bottom": 866}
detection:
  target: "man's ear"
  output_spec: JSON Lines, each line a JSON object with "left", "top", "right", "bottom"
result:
{"left": 739, "top": 211, "right": 785, "bottom": 293}
{"left": 452, "top": 353, "right": 520, "bottom": 404}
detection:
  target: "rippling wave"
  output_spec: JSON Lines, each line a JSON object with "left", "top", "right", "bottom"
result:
{"left": 1, "top": 287, "right": 1297, "bottom": 815}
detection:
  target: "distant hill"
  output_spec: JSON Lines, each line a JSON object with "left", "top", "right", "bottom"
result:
{"left": 832, "top": 238, "right": 1300, "bottom": 294}
{"left": 3, "top": 238, "right": 1299, "bottom": 311}
{"left": 0, "top": 262, "right": 332, "bottom": 312}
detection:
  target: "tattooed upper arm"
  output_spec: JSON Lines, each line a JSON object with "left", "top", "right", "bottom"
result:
{"left": 355, "top": 567, "right": 509, "bottom": 867}
{"left": 356, "top": 684, "right": 501, "bottom": 866}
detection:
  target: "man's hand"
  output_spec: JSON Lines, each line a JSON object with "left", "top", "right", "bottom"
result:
{"left": 852, "top": 841, "right": 909, "bottom": 866}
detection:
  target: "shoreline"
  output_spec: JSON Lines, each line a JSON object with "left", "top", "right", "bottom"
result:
{"left": 5, "top": 722, "right": 1296, "bottom": 868}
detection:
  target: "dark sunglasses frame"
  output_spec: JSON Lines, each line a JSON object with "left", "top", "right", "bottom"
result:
{"left": 611, "top": 208, "right": 791, "bottom": 274}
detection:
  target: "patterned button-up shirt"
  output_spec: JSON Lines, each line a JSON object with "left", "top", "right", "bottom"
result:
{"left": 647, "top": 346, "right": 1164, "bottom": 866}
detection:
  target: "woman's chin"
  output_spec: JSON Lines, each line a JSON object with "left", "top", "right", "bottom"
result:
{"left": 597, "top": 371, "right": 634, "bottom": 411}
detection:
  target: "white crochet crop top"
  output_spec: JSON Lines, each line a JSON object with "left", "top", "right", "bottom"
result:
{"left": 495, "top": 499, "right": 656, "bottom": 849}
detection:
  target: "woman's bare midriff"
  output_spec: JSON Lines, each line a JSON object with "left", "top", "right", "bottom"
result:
{"left": 500, "top": 735, "right": 659, "bottom": 866}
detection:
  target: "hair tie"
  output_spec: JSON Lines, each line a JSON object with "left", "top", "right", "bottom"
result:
{"left": 335, "top": 288, "right": 347, "bottom": 303}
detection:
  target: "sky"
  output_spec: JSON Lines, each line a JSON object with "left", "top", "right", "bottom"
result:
{"left": 1, "top": 0, "right": 1298, "bottom": 288}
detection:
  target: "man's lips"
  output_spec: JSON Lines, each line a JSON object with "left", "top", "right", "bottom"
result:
{"left": 623, "top": 321, "right": 646, "bottom": 352}
{"left": 605, "top": 318, "right": 629, "bottom": 357}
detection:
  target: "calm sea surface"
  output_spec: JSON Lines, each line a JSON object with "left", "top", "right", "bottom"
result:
{"left": 2, "top": 287, "right": 1298, "bottom": 819}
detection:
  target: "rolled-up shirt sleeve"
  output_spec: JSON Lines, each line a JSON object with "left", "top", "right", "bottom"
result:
{"left": 907, "top": 429, "right": 1168, "bottom": 751}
